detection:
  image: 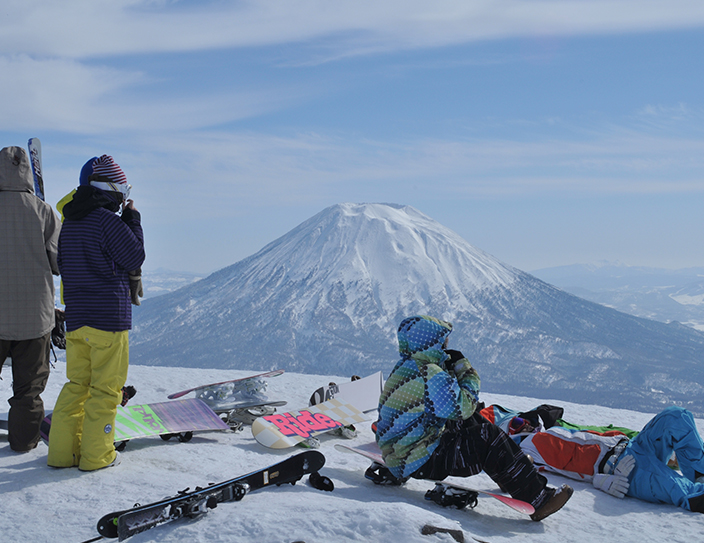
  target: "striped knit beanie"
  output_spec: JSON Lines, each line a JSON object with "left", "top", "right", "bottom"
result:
{"left": 80, "top": 155, "right": 130, "bottom": 198}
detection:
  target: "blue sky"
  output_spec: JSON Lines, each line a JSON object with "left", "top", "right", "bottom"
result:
{"left": 3, "top": 1, "right": 704, "bottom": 274}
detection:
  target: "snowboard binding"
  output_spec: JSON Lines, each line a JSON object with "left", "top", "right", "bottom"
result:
{"left": 364, "top": 461, "right": 405, "bottom": 486}
{"left": 196, "top": 378, "right": 269, "bottom": 410}
{"left": 222, "top": 404, "right": 279, "bottom": 426}
{"left": 425, "top": 483, "right": 479, "bottom": 510}
{"left": 308, "top": 471, "right": 335, "bottom": 492}
{"left": 160, "top": 431, "right": 194, "bottom": 443}
{"left": 121, "top": 385, "right": 137, "bottom": 406}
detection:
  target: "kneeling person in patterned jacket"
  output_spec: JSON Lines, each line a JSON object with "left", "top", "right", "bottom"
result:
{"left": 374, "top": 315, "right": 573, "bottom": 521}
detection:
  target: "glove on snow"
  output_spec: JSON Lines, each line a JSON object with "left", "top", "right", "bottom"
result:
{"left": 593, "top": 473, "right": 630, "bottom": 498}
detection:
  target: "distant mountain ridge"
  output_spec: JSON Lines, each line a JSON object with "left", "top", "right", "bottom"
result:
{"left": 532, "top": 262, "right": 704, "bottom": 331}
{"left": 131, "top": 203, "right": 704, "bottom": 416}
{"left": 140, "top": 268, "right": 206, "bottom": 300}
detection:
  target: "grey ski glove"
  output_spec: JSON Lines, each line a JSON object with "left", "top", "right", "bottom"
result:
{"left": 129, "top": 269, "right": 143, "bottom": 306}
{"left": 593, "top": 473, "right": 630, "bottom": 498}
{"left": 593, "top": 454, "right": 636, "bottom": 498}
{"left": 614, "top": 454, "right": 636, "bottom": 478}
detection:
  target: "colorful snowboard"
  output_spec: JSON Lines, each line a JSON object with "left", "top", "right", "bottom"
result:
{"left": 40, "top": 399, "right": 229, "bottom": 444}
{"left": 309, "top": 371, "right": 384, "bottom": 413}
{"left": 167, "top": 369, "right": 284, "bottom": 399}
{"left": 335, "top": 441, "right": 535, "bottom": 515}
{"left": 251, "top": 398, "right": 370, "bottom": 449}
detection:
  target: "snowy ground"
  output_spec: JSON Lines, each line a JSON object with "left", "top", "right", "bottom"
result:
{"left": 1, "top": 359, "right": 703, "bottom": 543}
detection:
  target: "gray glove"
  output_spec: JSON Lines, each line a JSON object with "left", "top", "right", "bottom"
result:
{"left": 615, "top": 454, "right": 636, "bottom": 478}
{"left": 128, "top": 269, "right": 143, "bottom": 306}
{"left": 593, "top": 454, "right": 636, "bottom": 498}
{"left": 593, "top": 473, "right": 630, "bottom": 498}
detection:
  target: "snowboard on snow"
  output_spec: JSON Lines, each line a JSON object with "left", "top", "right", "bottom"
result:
{"left": 40, "top": 399, "right": 230, "bottom": 446}
{"left": 308, "top": 371, "right": 384, "bottom": 413}
{"left": 168, "top": 370, "right": 287, "bottom": 429}
{"left": 251, "top": 398, "right": 370, "bottom": 449}
{"left": 335, "top": 441, "right": 535, "bottom": 515}
{"left": 167, "top": 369, "right": 284, "bottom": 400}
{"left": 95, "top": 450, "right": 326, "bottom": 540}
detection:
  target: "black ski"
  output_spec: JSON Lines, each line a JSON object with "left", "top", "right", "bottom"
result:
{"left": 96, "top": 450, "right": 325, "bottom": 540}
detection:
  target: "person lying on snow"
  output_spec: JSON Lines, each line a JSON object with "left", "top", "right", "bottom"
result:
{"left": 373, "top": 315, "right": 573, "bottom": 521}
{"left": 479, "top": 402, "right": 639, "bottom": 440}
{"left": 505, "top": 406, "right": 704, "bottom": 513}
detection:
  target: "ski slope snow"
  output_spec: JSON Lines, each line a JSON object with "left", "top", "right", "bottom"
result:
{"left": 1, "top": 361, "right": 702, "bottom": 543}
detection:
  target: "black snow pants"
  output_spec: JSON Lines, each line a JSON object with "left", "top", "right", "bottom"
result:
{"left": 0, "top": 333, "right": 52, "bottom": 451}
{"left": 411, "top": 412, "right": 547, "bottom": 506}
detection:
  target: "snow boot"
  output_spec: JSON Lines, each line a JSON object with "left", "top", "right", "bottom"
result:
{"left": 530, "top": 484, "right": 573, "bottom": 521}
{"left": 365, "top": 461, "right": 405, "bottom": 486}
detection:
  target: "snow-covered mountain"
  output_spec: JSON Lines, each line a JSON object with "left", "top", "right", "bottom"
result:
{"left": 131, "top": 203, "right": 704, "bottom": 416}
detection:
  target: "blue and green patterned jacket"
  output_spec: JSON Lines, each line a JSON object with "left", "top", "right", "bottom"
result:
{"left": 375, "top": 315, "right": 481, "bottom": 479}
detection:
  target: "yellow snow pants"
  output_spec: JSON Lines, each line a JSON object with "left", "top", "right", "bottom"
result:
{"left": 47, "top": 327, "right": 129, "bottom": 470}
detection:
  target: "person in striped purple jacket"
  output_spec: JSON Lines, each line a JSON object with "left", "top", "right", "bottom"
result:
{"left": 47, "top": 155, "right": 145, "bottom": 471}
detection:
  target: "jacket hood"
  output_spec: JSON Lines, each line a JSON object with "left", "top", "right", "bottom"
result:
{"left": 62, "top": 185, "right": 121, "bottom": 220}
{"left": 397, "top": 315, "right": 452, "bottom": 365}
{"left": 0, "top": 146, "right": 34, "bottom": 193}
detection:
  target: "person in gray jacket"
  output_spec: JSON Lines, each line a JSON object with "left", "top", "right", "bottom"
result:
{"left": 0, "top": 145, "right": 61, "bottom": 452}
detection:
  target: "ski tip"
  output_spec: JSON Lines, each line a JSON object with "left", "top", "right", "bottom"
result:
{"left": 298, "top": 449, "right": 326, "bottom": 473}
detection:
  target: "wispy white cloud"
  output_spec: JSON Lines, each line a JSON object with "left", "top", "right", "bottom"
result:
{"left": 0, "top": 54, "right": 317, "bottom": 134}
{"left": 3, "top": 1, "right": 704, "bottom": 59}
{"left": 4, "top": 2, "right": 704, "bottom": 136}
{"left": 105, "top": 119, "right": 704, "bottom": 223}
{"left": 32, "top": 114, "right": 704, "bottom": 273}
{"left": 4, "top": 2, "right": 700, "bottom": 273}
{"left": 631, "top": 103, "right": 704, "bottom": 136}
{"left": 29, "top": 109, "right": 704, "bottom": 219}
{"left": 0, "top": 55, "right": 147, "bottom": 132}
